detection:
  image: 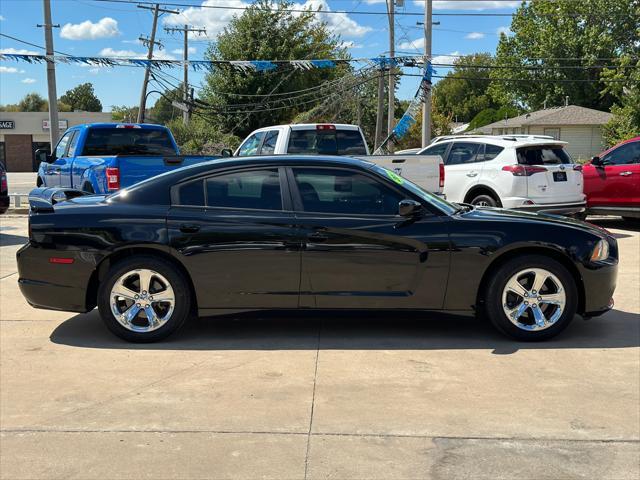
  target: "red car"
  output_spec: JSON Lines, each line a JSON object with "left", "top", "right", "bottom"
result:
{"left": 582, "top": 136, "right": 640, "bottom": 220}
{"left": 0, "top": 164, "right": 8, "bottom": 215}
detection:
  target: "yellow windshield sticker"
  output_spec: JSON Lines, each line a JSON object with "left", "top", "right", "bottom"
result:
{"left": 386, "top": 170, "right": 404, "bottom": 185}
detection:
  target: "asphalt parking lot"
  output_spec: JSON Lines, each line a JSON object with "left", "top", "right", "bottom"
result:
{"left": 0, "top": 214, "right": 638, "bottom": 479}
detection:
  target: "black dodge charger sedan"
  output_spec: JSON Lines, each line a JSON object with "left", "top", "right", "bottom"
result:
{"left": 17, "top": 156, "right": 618, "bottom": 342}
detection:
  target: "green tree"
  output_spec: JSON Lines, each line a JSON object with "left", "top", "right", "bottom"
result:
{"left": 150, "top": 86, "right": 183, "bottom": 125}
{"left": 432, "top": 53, "right": 504, "bottom": 122}
{"left": 601, "top": 56, "right": 640, "bottom": 146}
{"left": 490, "top": 0, "right": 640, "bottom": 110}
{"left": 59, "top": 83, "right": 102, "bottom": 112}
{"left": 468, "top": 105, "right": 520, "bottom": 130}
{"left": 111, "top": 105, "right": 139, "bottom": 123}
{"left": 394, "top": 97, "right": 453, "bottom": 150}
{"left": 18, "top": 93, "right": 48, "bottom": 112}
{"left": 201, "top": 0, "right": 347, "bottom": 137}
{"left": 167, "top": 117, "right": 241, "bottom": 154}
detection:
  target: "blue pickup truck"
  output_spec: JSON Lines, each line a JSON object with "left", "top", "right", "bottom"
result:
{"left": 36, "top": 123, "right": 218, "bottom": 193}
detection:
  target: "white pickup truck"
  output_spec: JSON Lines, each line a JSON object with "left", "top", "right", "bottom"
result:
{"left": 235, "top": 123, "right": 444, "bottom": 195}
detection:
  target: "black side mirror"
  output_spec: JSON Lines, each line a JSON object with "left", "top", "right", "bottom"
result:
{"left": 35, "top": 148, "right": 53, "bottom": 164}
{"left": 591, "top": 156, "right": 602, "bottom": 167}
{"left": 221, "top": 148, "right": 233, "bottom": 158}
{"left": 399, "top": 199, "right": 422, "bottom": 217}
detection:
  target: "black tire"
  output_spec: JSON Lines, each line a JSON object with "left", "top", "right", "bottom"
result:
{"left": 484, "top": 255, "right": 578, "bottom": 341}
{"left": 83, "top": 182, "right": 95, "bottom": 194}
{"left": 470, "top": 194, "right": 498, "bottom": 208}
{"left": 97, "top": 255, "right": 192, "bottom": 342}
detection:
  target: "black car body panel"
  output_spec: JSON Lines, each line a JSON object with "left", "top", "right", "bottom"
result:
{"left": 17, "top": 155, "right": 618, "bottom": 320}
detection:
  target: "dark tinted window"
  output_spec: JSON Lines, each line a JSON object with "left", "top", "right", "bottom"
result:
{"left": 287, "top": 129, "right": 367, "bottom": 155}
{"left": 177, "top": 180, "right": 205, "bottom": 206}
{"left": 517, "top": 145, "right": 572, "bottom": 165}
{"left": 259, "top": 130, "right": 278, "bottom": 155}
{"left": 206, "top": 169, "right": 282, "bottom": 210}
{"left": 293, "top": 168, "right": 402, "bottom": 215}
{"left": 446, "top": 143, "right": 482, "bottom": 165}
{"left": 603, "top": 141, "right": 640, "bottom": 165}
{"left": 422, "top": 142, "right": 449, "bottom": 158}
{"left": 483, "top": 144, "right": 504, "bottom": 161}
{"left": 237, "top": 132, "right": 265, "bottom": 156}
{"left": 82, "top": 128, "right": 175, "bottom": 156}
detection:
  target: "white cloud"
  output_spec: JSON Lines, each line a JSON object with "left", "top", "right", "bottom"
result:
{"left": 99, "top": 47, "right": 175, "bottom": 60}
{"left": 0, "top": 66, "right": 20, "bottom": 73}
{"left": 296, "top": 0, "right": 371, "bottom": 38}
{"left": 163, "top": 0, "right": 248, "bottom": 40}
{"left": 465, "top": 32, "right": 485, "bottom": 40}
{"left": 0, "top": 47, "right": 40, "bottom": 55}
{"left": 431, "top": 51, "right": 461, "bottom": 64}
{"left": 413, "top": 0, "right": 520, "bottom": 9}
{"left": 171, "top": 47, "right": 197, "bottom": 55}
{"left": 339, "top": 40, "right": 363, "bottom": 49}
{"left": 122, "top": 39, "right": 142, "bottom": 45}
{"left": 163, "top": 0, "right": 370, "bottom": 40}
{"left": 21, "top": 78, "right": 36, "bottom": 84}
{"left": 496, "top": 26, "right": 512, "bottom": 36}
{"left": 0, "top": 15, "right": 5, "bottom": 21}
{"left": 61, "top": 17, "right": 120, "bottom": 40}
{"left": 398, "top": 38, "right": 425, "bottom": 52}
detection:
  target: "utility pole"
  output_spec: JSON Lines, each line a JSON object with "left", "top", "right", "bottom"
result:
{"left": 374, "top": 68, "right": 385, "bottom": 151}
{"left": 421, "top": 0, "right": 433, "bottom": 147}
{"left": 387, "top": 0, "right": 395, "bottom": 140}
{"left": 38, "top": 0, "right": 60, "bottom": 148}
{"left": 164, "top": 24, "right": 206, "bottom": 125}
{"left": 137, "top": 3, "right": 178, "bottom": 123}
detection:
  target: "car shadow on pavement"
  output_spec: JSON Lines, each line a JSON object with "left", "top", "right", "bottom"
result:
{"left": 0, "top": 233, "right": 28, "bottom": 247}
{"left": 50, "top": 308, "right": 640, "bottom": 354}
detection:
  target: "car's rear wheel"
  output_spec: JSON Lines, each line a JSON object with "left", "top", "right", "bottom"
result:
{"left": 97, "top": 256, "right": 191, "bottom": 342}
{"left": 470, "top": 194, "right": 498, "bottom": 208}
{"left": 484, "top": 255, "right": 577, "bottom": 341}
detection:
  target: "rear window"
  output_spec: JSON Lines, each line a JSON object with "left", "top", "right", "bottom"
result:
{"left": 287, "top": 129, "right": 367, "bottom": 155}
{"left": 82, "top": 128, "right": 176, "bottom": 156}
{"left": 517, "top": 145, "right": 572, "bottom": 165}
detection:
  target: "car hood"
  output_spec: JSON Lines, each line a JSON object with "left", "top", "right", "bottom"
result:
{"left": 459, "top": 206, "right": 611, "bottom": 238}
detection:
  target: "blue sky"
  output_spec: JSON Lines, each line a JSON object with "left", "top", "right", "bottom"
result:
{"left": 0, "top": 0, "right": 519, "bottom": 110}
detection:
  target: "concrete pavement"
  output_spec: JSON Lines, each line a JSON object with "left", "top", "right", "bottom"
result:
{"left": 0, "top": 214, "right": 638, "bottom": 479}
{"left": 5, "top": 172, "right": 37, "bottom": 196}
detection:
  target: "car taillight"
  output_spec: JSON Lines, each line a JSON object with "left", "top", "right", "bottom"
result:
{"left": 106, "top": 167, "right": 120, "bottom": 190}
{"left": 439, "top": 163, "right": 445, "bottom": 189}
{"left": 316, "top": 124, "right": 336, "bottom": 131}
{"left": 502, "top": 165, "right": 548, "bottom": 176}
{"left": 573, "top": 164, "right": 583, "bottom": 172}
{"left": 1, "top": 173, "right": 6, "bottom": 191}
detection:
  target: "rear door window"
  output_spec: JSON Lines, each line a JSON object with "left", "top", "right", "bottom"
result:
{"left": 482, "top": 144, "right": 504, "bottom": 161}
{"left": 446, "top": 143, "right": 483, "bottom": 165}
{"left": 205, "top": 169, "right": 282, "bottom": 211}
{"left": 517, "top": 146, "right": 572, "bottom": 165}
{"left": 287, "top": 129, "right": 367, "bottom": 155}
{"left": 421, "top": 142, "right": 449, "bottom": 159}
{"left": 177, "top": 180, "right": 205, "bottom": 206}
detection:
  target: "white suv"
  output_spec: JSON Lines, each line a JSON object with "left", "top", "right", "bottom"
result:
{"left": 418, "top": 136, "right": 586, "bottom": 215}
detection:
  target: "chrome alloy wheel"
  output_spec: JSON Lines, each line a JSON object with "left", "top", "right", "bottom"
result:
{"left": 474, "top": 200, "right": 491, "bottom": 207}
{"left": 110, "top": 269, "right": 175, "bottom": 332}
{"left": 501, "top": 268, "right": 567, "bottom": 331}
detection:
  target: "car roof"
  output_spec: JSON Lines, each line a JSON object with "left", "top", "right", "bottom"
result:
{"left": 422, "top": 136, "right": 568, "bottom": 149}
{"left": 251, "top": 123, "right": 361, "bottom": 132}
{"left": 74, "top": 123, "right": 167, "bottom": 130}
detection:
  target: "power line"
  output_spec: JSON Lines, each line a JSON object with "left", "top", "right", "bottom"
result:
{"left": 87, "top": 0, "right": 609, "bottom": 17}
{"left": 0, "top": 32, "right": 72, "bottom": 56}
{"left": 402, "top": 73, "right": 637, "bottom": 83}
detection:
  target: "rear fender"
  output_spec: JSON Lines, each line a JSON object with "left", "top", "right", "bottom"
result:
{"left": 28, "top": 187, "right": 89, "bottom": 213}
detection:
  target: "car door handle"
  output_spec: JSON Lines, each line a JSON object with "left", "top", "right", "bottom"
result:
{"left": 179, "top": 224, "right": 200, "bottom": 233}
{"left": 466, "top": 171, "right": 478, "bottom": 177}
{"left": 308, "top": 231, "right": 329, "bottom": 242}
{"left": 619, "top": 171, "right": 633, "bottom": 176}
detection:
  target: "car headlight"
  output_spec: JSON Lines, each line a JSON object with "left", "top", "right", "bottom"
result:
{"left": 591, "top": 239, "right": 610, "bottom": 262}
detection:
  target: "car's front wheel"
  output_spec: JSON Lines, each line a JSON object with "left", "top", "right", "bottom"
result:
{"left": 484, "top": 255, "right": 577, "bottom": 341}
{"left": 97, "top": 256, "right": 192, "bottom": 342}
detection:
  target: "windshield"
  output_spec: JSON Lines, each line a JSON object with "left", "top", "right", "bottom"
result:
{"left": 82, "top": 128, "right": 176, "bottom": 156}
{"left": 371, "top": 165, "right": 458, "bottom": 216}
